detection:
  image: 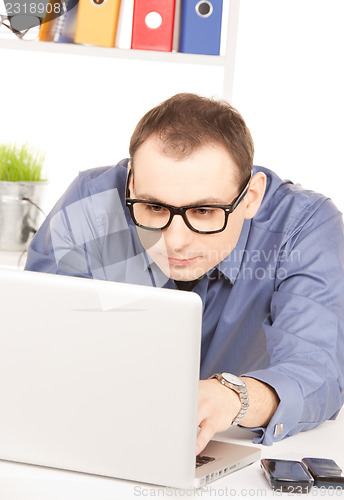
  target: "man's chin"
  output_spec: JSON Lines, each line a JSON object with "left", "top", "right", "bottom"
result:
{"left": 161, "top": 264, "right": 206, "bottom": 282}
{"left": 170, "top": 271, "right": 202, "bottom": 281}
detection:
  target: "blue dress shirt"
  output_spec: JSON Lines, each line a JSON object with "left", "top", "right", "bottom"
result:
{"left": 25, "top": 159, "right": 344, "bottom": 445}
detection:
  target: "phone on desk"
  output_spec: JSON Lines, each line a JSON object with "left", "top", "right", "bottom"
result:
{"left": 302, "top": 457, "right": 344, "bottom": 488}
{"left": 261, "top": 459, "right": 314, "bottom": 493}
{"left": 261, "top": 457, "right": 344, "bottom": 493}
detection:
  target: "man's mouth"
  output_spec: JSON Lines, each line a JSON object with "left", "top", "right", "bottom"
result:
{"left": 166, "top": 256, "right": 201, "bottom": 266}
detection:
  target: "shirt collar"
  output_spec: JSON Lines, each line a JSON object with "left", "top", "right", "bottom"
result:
{"left": 216, "top": 218, "right": 251, "bottom": 285}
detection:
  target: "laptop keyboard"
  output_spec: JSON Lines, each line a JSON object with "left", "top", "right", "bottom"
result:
{"left": 196, "top": 455, "right": 216, "bottom": 468}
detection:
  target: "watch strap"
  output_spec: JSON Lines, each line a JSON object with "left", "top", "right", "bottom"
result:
{"left": 211, "top": 373, "right": 249, "bottom": 425}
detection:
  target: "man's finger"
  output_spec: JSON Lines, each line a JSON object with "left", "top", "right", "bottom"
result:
{"left": 196, "top": 420, "right": 216, "bottom": 456}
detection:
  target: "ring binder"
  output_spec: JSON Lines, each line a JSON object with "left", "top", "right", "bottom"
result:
{"left": 179, "top": 0, "right": 223, "bottom": 55}
{"left": 74, "top": 0, "right": 121, "bottom": 48}
{"left": 131, "top": 0, "right": 176, "bottom": 52}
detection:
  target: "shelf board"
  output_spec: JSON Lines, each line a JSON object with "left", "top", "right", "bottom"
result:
{"left": 0, "top": 38, "right": 227, "bottom": 67}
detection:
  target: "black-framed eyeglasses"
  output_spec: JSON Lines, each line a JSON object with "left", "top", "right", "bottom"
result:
{"left": 125, "top": 169, "right": 251, "bottom": 235}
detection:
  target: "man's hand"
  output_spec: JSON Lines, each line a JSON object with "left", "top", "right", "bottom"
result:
{"left": 196, "top": 377, "right": 280, "bottom": 455}
{"left": 196, "top": 379, "right": 241, "bottom": 455}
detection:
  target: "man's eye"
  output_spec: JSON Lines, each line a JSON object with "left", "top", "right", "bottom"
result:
{"left": 193, "top": 208, "right": 213, "bottom": 216}
{"left": 146, "top": 204, "right": 165, "bottom": 213}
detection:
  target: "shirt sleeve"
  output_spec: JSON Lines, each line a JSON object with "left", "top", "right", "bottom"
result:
{"left": 25, "top": 165, "right": 162, "bottom": 286}
{"left": 25, "top": 174, "right": 94, "bottom": 278}
{"left": 242, "top": 198, "right": 344, "bottom": 445}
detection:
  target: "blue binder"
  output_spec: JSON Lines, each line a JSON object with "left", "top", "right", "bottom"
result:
{"left": 179, "top": 0, "right": 223, "bottom": 55}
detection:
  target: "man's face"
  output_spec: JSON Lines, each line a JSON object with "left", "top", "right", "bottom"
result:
{"left": 130, "top": 136, "right": 248, "bottom": 281}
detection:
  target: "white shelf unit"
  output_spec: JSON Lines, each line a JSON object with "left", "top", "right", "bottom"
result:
{"left": 0, "top": 0, "right": 239, "bottom": 101}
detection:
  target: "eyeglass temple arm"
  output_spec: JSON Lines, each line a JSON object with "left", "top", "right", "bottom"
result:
{"left": 231, "top": 176, "right": 252, "bottom": 210}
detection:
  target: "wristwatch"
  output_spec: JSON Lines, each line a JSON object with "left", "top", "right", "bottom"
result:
{"left": 210, "top": 373, "right": 249, "bottom": 425}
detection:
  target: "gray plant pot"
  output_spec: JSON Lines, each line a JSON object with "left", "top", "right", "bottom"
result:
{"left": 0, "top": 180, "right": 47, "bottom": 251}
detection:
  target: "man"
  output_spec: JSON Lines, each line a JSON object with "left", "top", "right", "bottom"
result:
{"left": 25, "top": 93, "right": 344, "bottom": 454}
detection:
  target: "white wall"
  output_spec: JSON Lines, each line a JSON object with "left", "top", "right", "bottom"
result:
{"left": 232, "top": 0, "right": 344, "bottom": 212}
{"left": 0, "top": 51, "right": 224, "bottom": 211}
{"left": 1, "top": 0, "right": 343, "bottom": 213}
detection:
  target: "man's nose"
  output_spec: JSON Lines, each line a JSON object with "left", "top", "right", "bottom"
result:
{"left": 163, "top": 214, "right": 193, "bottom": 248}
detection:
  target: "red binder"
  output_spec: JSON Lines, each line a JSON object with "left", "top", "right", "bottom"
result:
{"left": 131, "top": 0, "right": 176, "bottom": 52}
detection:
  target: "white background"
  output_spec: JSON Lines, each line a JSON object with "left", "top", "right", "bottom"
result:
{"left": 0, "top": 0, "right": 343, "bottom": 213}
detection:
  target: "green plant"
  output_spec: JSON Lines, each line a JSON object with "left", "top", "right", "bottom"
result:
{"left": 0, "top": 143, "right": 46, "bottom": 182}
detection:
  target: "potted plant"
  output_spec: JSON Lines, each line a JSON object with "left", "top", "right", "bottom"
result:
{"left": 0, "top": 143, "right": 47, "bottom": 251}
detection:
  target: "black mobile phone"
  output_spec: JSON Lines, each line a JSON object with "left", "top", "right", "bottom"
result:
{"left": 261, "top": 458, "right": 314, "bottom": 494}
{"left": 302, "top": 457, "right": 344, "bottom": 489}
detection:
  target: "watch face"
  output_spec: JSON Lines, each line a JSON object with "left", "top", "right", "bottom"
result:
{"left": 222, "top": 373, "right": 245, "bottom": 387}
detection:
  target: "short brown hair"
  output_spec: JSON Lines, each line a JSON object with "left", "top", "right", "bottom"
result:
{"left": 129, "top": 93, "right": 254, "bottom": 186}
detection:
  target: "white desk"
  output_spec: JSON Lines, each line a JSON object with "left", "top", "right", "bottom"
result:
{"left": 0, "top": 410, "right": 343, "bottom": 500}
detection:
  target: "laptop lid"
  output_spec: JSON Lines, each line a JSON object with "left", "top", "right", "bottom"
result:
{"left": 0, "top": 269, "right": 203, "bottom": 489}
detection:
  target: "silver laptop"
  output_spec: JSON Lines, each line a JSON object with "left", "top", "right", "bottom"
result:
{"left": 0, "top": 268, "right": 260, "bottom": 489}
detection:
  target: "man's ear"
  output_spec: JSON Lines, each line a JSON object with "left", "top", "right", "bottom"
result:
{"left": 127, "top": 161, "right": 134, "bottom": 195}
{"left": 244, "top": 172, "right": 266, "bottom": 219}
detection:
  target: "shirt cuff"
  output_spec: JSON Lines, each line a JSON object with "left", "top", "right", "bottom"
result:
{"left": 240, "top": 368, "right": 305, "bottom": 446}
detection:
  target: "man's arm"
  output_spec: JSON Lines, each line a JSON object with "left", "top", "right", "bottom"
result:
{"left": 196, "top": 377, "right": 279, "bottom": 455}
{"left": 196, "top": 198, "right": 344, "bottom": 453}
{"left": 25, "top": 174, "right": 88, "bottom": 275}
{"left": 25, "top": 165, "right": 129, "bottom": 278}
